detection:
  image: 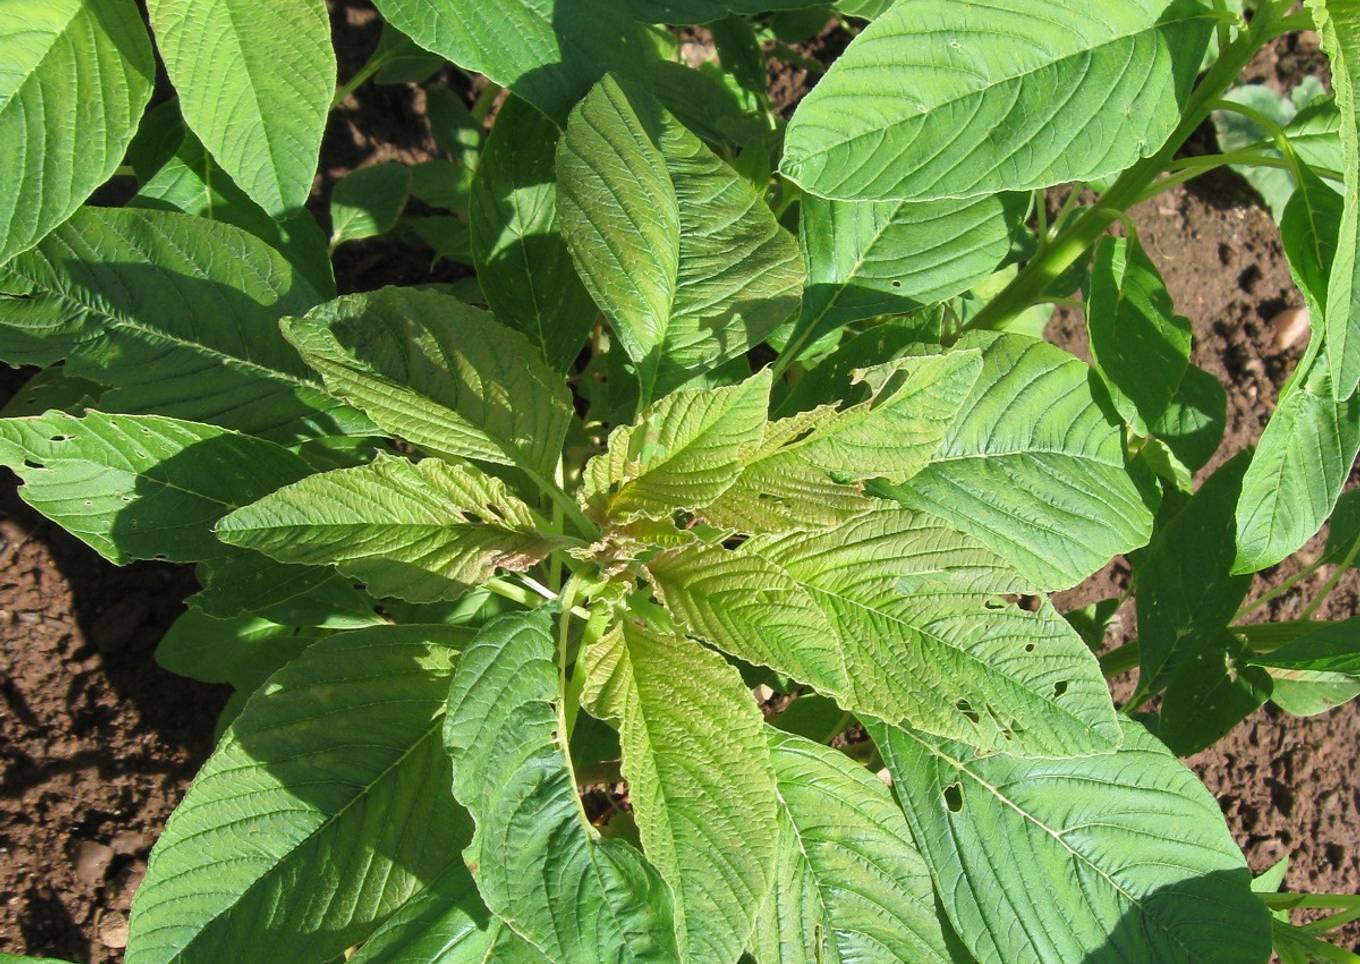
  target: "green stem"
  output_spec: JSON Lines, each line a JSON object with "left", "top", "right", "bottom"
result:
{"left": 1099, "top": 639, "right": 1140, "bottom": 678}
{"left": 1263, "top": 894, "right": 1360, "bottom": 911}
{"left": 958, "top": 12, "right": 1279, "bottom": 335}
{"left": 523, "top": 466, "right": 599, "bottom": 541}
{"left": 1301, "top": 533, "right": 1360, "bottom": 619}
{"left": 470, "top": 81, "right": 503, "bottom": 122}
{"left": 558, "top": 575, "right": 585, "bottom": 740}
{"left": 333, "top": 56, "right": 387, "bottom": 107}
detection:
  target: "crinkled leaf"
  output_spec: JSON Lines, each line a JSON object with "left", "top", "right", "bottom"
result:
{"left": 444, "top": 610, "right": 679, "bottom": 961}
{"left": 781, "top": 0, "right": 1215, "bottom": 200}
{"left": 471, "top": 96, "right": 596, "bottom": 371}
{"left": 557, "top": 76, "right": 803, "bottom": 402}
{"left": 283, "top": 287, "right": 573, "bottom": 478}
{"left": 217, "top": 454, "right": 567, "bottom": 603}
{"left": 752, "top": 730, "right": 957, "bottom": 964}
{"left": 583, "top": 370, "right": 770, "bottom": 523}
{"left": 0, "top": 0, "right": 154, "bottom": 265}
{"left": 369, "top": 0, "right": 647, "bottom": 123}
{"left": 0, "top": 208, "right": 361, "bottom": 442}
{"left": 0, "top": 410, "right": 311, "bottom": 564}
{"left": 581, "top": 614, "right": 779, "bottom": 962}
{"left": 885, "top": 333, "right": 1154, "bottom": 590}
{"left": 146, "top": 0, "right": 334, "bottom": 214}
{"left": 1087, "top": 234, "right": 1192, "bottom": 432}
{"left": 791, "top": 193, "right": 1024, "bottom": 355}
{"left": 872, "top": 717, "right": 1272, "bottom": 964}
{"left": 330, "top": 163, "right": 412, "bottom": 248}
{"left": 127, "top": 625, "right": 471, "bottom": 964}
{"left": 702, "top": 351, "right": 981, "bottom": 531}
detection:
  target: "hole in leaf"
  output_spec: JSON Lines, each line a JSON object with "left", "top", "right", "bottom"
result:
{"left": 890, "top": 280, "right": 903, "bottom": 288}
{"left": 955, "top": 698, "right": 980, "bottom": 725}
{"left": 49, "top": 435, "right": 68, "bottom": 443}
{"left": 1024, "top": 643, "right": 1036, "bottom": 653}
{"left": 22, "top": 458, "right": 43, "bottom": 470}
{"left": 1053, "top": 680, "right": 1069, "bottom": 698}
{"left": 943, "top": 782, "right": 964, "bottom": 812}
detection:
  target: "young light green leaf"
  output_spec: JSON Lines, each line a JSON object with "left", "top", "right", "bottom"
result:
{"left": 1138, "top": 453, "right": 1253, "bottom": 694}
{"left": 0, "top": 411, "right": 311, "bottom": 564}
{"left": 1265, "top": 668, "right": 1360, "bottom": 717}
{"left": 1308, "top": 0, "right": 1360, "bottom": 398}
{"left": 884, "top": 333, "right": 1154, "bottom": 590}
{"left": 581, "top": 614, "right": 779, "bottom": 963}
{"left": 1233, "top": 356, "right": 1360, "bottom": 574}
{"left": 872, "top": 718, "right": 1272, "bottom": 964}
{"left": 127, "top": 625, "right": 471, "bottom": 964}
{"left": 791, "top": 193, "right": 1024, "bottom": 356}
{"left": 741, "top": 507, "right": 1121, "bottom": 756}
{"left": 702, "top": 350, "right": 982, "bottom": 531}
{"left": 781, "top": 0, "right": 1216, "bottom": 201}
{"left": 349, "top": 861, "right": 548, "bottom": 964}
{"left": 1283, "top": 95, "right": 1344, "bottom": 176}
{"left": 1282, "top": 163, "right": 1346, "bottom": 323}
{"left": 0, "top": 208, "right": 362, "bottom": 442}
{"left": 444, "top": 611, "right": 679, "bottom": 962}
{"left": 582, "top": 370, "right": 771, "bottom": 523}
{"left": 752, "top": 730, "right": 958, "bottom": 964}
{"left": 132, "top": 128, "right": 336, "bottom": 297}
{"left": 471, "top": 96, "right": 596, "bottom": 371}
{"left": 217, "top": 454, "right": 567, "bottom": 603}
{"left": 282, "top": 287, "right": 573, "bottom": 478}
{"left": 146, "top": 0, "right": 335, "bottom": 214}
{"left": 369, "top": 0, "right": 648, "bottom": 123}
{"left": 558, "top": 76, "right": 803, "bottom": 402}
{"left": 1087, "top": 234, "right": 1193, "bottom": 433}
{"left": 0, "top": 0, "right": 154, "bottom": 265}
{"left": 330, "top": 162, "right": 412, "bottom": 249}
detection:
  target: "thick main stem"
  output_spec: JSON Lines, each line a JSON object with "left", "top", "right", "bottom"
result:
{"left": 959, "top": 15, "right": 1277, "bottom": 335}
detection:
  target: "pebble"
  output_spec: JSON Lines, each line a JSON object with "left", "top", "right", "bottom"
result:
{"left": 1271, "top": 306, "right": 1310, "bottom": 352}
{"left": 72, "top": 840, "right": 114, "bottom": 885}
{"left": 98, "top": 912, "right": 130, "bottom": 949}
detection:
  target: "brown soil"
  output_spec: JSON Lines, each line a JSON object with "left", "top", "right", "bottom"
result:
{"left": 2, "top": 7, "right": 1357, "bottom": 960}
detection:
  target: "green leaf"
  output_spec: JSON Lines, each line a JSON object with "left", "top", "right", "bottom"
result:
{"left": 581, "top": 613, "right": 779, "bottom": 963}
{"left": 192, "top": 554, "right": 382, "bottom": 628}
{"left": 780, "top": 0, "right": 1215, "bottom": 201}
{"left": 132, "top": 127, "right": 336, "bottom": 297}
{"left": 1265, "top": 667, "right": 1360, "bottom": 716}
{"left": 349, "top": 861, "right": 548, "bottom": 963}
{"left": 146, "top": 0, "right": 335, "bottom": 214}
{"left": 330, "top": 162, "right": 412, "bottom": 249}
{"left": 872, "top": 717, "right": 1273, "bottom": 964}
{"left": 0, "top": 207, "right": 362, "bottom": 442}
{"left": 557, "top": 76, "right": 803, "bottom": 403}
{"left": 0, "top": 366, "right": 101, "bottom": 418}
{"left": 752, "top": 730, "right": 957, "bottom": 964}
{"left": 791, "top": 193, "right": 1024, "bottom": 354}
{"left": 702, "top": 350, "right": 982, "bottom": 531}
{"left": 471, "top": 96, "right": 596, "bottom": 371}
{"left": 0, "top": 410, "right": 311, "bottom": 564}
{"left": 369, "top": 0, "right": 648, "bottom": 123}
{"left": 1137, "top": 452, "right": 1253, "bottom": 694}
{"left": 1283, "top": 96, "right": 1344, "bottom": 176}
{"left": 1150, "top": 364, "right": 1227, "bottom": 475}
{"left": 217, "top": 454, "right": 567, "bottom": 603}
{"left": 0, "top": 0, "right": 154, "bottom": 265}
{"left": 884, "top": 333, "right": 1154, "bottom": 590}
{"left": 627, "top": 0, "right": 815, "bottom": 22}
{"left": 1309, "top": 0, "right": 1360, "bottom": 398}
{"left": 1249, "top": 618, "right": 1360, "bottom": 675}
{"left": 1159, "top": 633, "right": 1271, "bottom": 755}
{"left": 582, "top": 370, "right": 771, "bottom": 523}
{"left": 283, "top": 287, "right": 573, "bottom": 478}
{"left": 653, "top": 505, "right": 1120, "bottom": 756}
{"left": 126, "top": 625, "right": 471, "bottom": 964}
{"left": 1282, "top": 163, "right": 1346, "bottom": 323}
{"left": 645, "top": 60, "right": 767, "bottom": 151}
{"left": 371, "top": 21, "right": 447, "bottom": 86}
{"left": 443, "top": 611, "right": 679, "bottom": 961}
{"left": 1233, "top": 356, "right": 1360, "bottom": 574}
{"left": 1087, "top": 234, "right": 1192, "bottom": 432}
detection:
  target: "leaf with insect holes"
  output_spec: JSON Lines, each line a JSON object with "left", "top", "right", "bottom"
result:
{"left": 871, "top": 717, "right": 1271, "bottom": 964}
{"left": 126, "top": 625, "right": 471, "bottom": 964}
{"left": 581, "top": 613, "right": 779, "bottom": 963}
{"left": 471, "top": 96, "right": 596, "bottom": 371}
{"left": 780, "top": 0, "right": 1216, "bottom": 201}
{"left": 216, "top": 454, "right": 570, "bottom": 604}
{"left": 583, "top": 370, "right": 771, "bottom": 523}
{"left": 557, "top": 76, "right": 803, "bottom": 403}
{"left": 0, "top": 208, "right": 364, "bottom": 443}
{"left": 882, "top": 333, "right": 1154, "bottom": 590}
{"left": 0, "top": 0, "right": 154, "bottom": 265}
{"left": 752, "top": 730, "right": 959, "bottom": 964}
{"left": 444, "top": 611, "right": 680, "bottom": 962}
{"left": 701, "top": 350, "right": 982, "bottom": 532}
{"left": 282, "top": 287, "right": 573, "bottom": 479}
{"left": 650, "top": 505, "right": 1120, "bottom": 757}
{"left": 0, "top": 411, "right": 311, "bottom": 564}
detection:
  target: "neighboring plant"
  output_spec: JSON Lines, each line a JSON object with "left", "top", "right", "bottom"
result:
{"left": 2, "top": 1, "right": 1360, "bottom": 962}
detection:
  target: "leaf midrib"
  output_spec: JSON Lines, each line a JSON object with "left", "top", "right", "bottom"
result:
{"left": 0, "top": 0, "right": 85, "bottom": 112}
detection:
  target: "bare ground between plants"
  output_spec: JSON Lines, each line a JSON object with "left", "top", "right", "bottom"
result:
{"left": 2, "top": 5, "right": 1358, "bottom": 959}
